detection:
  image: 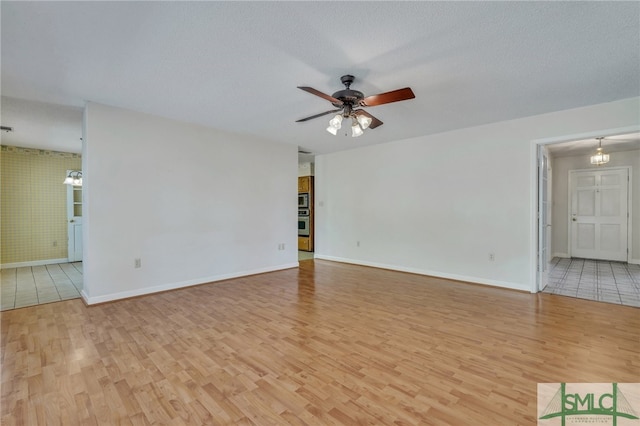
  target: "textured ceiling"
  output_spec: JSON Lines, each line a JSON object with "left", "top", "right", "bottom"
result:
{"left": 1, "top": 1, "right": 639, "bottom": 156}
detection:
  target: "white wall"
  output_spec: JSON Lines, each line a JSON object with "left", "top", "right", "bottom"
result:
{"left": 551, "top": 149, "right": 640, "bottom": 262}
{"left": 314, "top": 97, "right": 640, "bottom": 291}
{"left": 82, "top": 102, "right": 298, "bottom": 304}
{"left": 298, "top": 162, "right": 314, "bottom": 177}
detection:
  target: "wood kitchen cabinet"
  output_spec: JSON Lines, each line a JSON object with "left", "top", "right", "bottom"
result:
{"left": 298, "top": 236, "right": 312, "bottom": 251}
{"left": 298, "top": 176, "right": 311, "bottom": 193}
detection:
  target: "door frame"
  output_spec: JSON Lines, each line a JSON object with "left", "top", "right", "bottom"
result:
{"left": 567, "top": 166, "right": 631, "bottom": 262}
{"left": 537, "top": 145, "right": 552, "bottom": 292}
{"left": 530, "top": 125, "right": 639, "bottom": 293}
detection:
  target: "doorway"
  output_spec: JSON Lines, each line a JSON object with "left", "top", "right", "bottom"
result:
{"left": 533, "top": 127, "right": 639, "bottom": 295}
{"left": 298, "top": 157, "right": 315, "bottom": 261}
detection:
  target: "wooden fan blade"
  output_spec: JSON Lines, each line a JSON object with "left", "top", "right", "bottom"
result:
{"left": 354, "top": 110, "right": 383, "bottom": 129}
{"left": 361, "top": 87, "right": 415, "bottom": 107}
{"left": 297, "top": 86, "right": 343, "bottom": 106}
{"left": 296, "top": 109, "right": 342, "bottom": 123}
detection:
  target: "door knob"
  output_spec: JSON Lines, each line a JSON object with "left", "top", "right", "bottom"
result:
{"left": 70, "top": 219, "right": 75, "bottom": 223}
{"left": 572, "top": 218, "right": 576, "bottom": 222}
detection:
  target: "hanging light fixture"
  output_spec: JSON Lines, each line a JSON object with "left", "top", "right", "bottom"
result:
{"left": 326, "top": 114, "right": 343, "bottom": 135}
{"left": 590, "top": 137, "right": 610, "bottom": 165}
{"left": 63, "top": 170, "right": 83, "bottom": 186}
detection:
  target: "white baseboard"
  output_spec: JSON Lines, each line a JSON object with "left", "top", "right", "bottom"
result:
{"left": 314, "top": 255, "right": 530, "bottom": 292}
{"left": 82, "top": 262, "right": 299, "bottom": 305}
{"left": 553, "top": 254, "right": 639, "bottom": 265}
{"left": 80, "top": 289, "right": 90, "bottom": 305}
{"left": 1, "top": 258, "right": 70, "bottom": 270}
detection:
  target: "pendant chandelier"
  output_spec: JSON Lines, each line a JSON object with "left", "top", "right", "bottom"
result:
{"left": 590, "top": 137, "right": 609, "bottom": 165}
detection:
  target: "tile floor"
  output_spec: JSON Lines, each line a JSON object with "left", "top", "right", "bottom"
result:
{"left": 543, "top": 257, "right": 640, "bottom": 307}
{"left": 298, "top": 250, "right": 314, "bottom": 261}
{"left": 1, "top": 262, "right": 83, "bottom": 311}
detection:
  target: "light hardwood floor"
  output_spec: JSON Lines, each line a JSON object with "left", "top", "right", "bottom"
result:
{"left": 1, "top": 260, "right": 638, "bottom": 425}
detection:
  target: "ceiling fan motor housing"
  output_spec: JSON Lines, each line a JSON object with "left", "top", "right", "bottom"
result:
{"left": 330, "top": 89, "right": 364, "bottom": 109}
{"left": 332, "top": 75, "right": 363, "bottom": 109}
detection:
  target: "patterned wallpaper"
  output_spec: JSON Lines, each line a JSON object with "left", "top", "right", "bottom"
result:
{"left": 1, "top": 145, "right": 81, "bottom": 265}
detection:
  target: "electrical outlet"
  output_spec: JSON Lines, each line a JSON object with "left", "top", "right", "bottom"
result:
{"left": 134, "top": 258, "right": 141, "bottom": 268}
{"left": 357, "top": 241, "right": 360, "bottom": 247}
{"left": 489, "top": 253, "right": 495, "bottom": 261}
{"left": 277, "top": 243, "right": 285, "bottom": 250}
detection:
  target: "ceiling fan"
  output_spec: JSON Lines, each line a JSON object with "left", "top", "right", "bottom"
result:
{"left": 296, "top": 75, "right": 415, "bottom": 137}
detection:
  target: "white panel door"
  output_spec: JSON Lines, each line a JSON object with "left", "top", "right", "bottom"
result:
{"left": 67, "top": 180, "right": 83, "bottom": 262}
{"left": 570, "top": 168, "right": 628, "bottom": 261}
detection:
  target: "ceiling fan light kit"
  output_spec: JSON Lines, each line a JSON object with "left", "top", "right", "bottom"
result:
{"left": 590, "top": 137, "right": 610, "bottom": 165}
{"left": 351, "top": 120, "right": 364, "bottom": 137}
{"left": 297, "top": 75, "right": 415, "bottom": 138}
{"left": 357, "top": 114, "right": 372, "bottom": 130}
{"left": 326, "top": 114, "right": 343, "bottom": 135}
